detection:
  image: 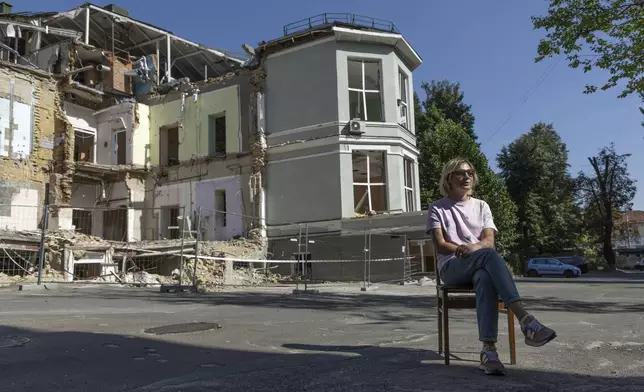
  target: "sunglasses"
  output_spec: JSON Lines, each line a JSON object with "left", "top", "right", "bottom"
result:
{"left": 451, "top": 169, "right": 476, "bottom": 178}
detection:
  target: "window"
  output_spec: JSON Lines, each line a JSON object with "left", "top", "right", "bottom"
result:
{"left": 161, "top": 206, "right": 180, "bottom": 239}
{"left": 404, "top": 158, "right": 415, "bottom": 212}
{"left": 348, "top": 59, "right": 383, "bottom": 122}
{"left": 103, "top": 208, "right": 127, "bottom": 241}
{"left": 112, "top": 129, "right": 126, "bottom": 165}
{"left": 208, "top": 114, "right": 226, "bottom": 156}
{"left": 398, "top": 70, "right": 410, "bottom": 129}
{"left": 74, "top": 129, "right": 95, "bottom": 163}
{"left": 72, "top": 209, "right": 92, "bottom": 235}
{"left": 160, "top": 126, "right": 179, "bottom": 166}
{"left": 215, "top": 189, "right": 227, "bottom": 227}
{"left": 352, "top": 151, "right": 387, "bottom": 213}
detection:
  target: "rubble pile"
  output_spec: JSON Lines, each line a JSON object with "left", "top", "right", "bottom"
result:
{"left": 180, "top": 236, "right": 279, "bottom": 291}
{"left": 122, "top": 271, "right": 174, "bottom": 285}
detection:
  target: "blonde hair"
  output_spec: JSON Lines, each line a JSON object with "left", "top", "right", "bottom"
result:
{"left": 439, "top": 157, "right": 479, "bottom": 197}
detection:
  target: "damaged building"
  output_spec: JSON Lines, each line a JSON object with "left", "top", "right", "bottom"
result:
{"left": 0, "top": 2, "right": 265, "bottom": 283}
{"left": 0, "top": 3, "right": 428, "bottom": 284}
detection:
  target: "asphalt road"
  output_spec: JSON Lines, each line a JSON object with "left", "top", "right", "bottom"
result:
{"left": 1, "top": 280, "right": 643, "bottom": 391}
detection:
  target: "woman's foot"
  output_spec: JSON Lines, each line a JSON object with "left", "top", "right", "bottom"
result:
{"left": 479, "top": 350, "right": 505, "bottom": 375}
{"left": 520, "top": 314, "right": 557, "bottom": 347}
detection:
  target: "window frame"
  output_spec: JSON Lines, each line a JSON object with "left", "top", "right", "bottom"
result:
{"left": 352, "top": 150, "right": 388, "bottom": 213}
{"left": 403, "top": 157, "right": 415, "bottom": 212}
{"left": 347, "top": 59, "right": 384, "bottom": 122}
{"left": 398, "top": 69, "right": 410, "bottom": 129}
{"left": 208, "top": 112, "right": 227, "bottom": 157}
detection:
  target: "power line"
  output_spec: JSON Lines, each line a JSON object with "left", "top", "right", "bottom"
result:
{"left": 481, "top": 57, "right": 563, "bottom": 146}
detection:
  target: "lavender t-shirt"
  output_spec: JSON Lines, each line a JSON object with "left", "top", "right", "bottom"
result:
{"left": 426, "top": 197, "right": 498, "bottom": 271}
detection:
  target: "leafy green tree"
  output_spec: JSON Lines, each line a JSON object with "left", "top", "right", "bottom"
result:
{"left": 497, "top": 123, "right": 580, "bottom": 255}
{"left": 420, "top": 80, "right": 477, "bottom": 141}
{"left": 418, "top": 118, "right": 519, "bottom": 258}
{"left": 532, "top": 0, "right": 644, "bottom": 99}
{"left": 576, "top": 143, "right": 637, "bottom": 267}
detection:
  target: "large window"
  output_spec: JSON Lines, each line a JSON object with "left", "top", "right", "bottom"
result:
{"left": 348, "top": 59, "right": 383, "bottom": 122}
{"left": 404, "top": 158, "right": 415, "bottom": 212}
{"left": 398, "top": 69, "right": 410, "bottom": 129}
{"left": 352, "top": 151, "right": 387, "bottom": 213}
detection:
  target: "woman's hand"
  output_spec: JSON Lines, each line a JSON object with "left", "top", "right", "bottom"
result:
{"left": 455, "top": 243, "right": 482, "bottom": 258}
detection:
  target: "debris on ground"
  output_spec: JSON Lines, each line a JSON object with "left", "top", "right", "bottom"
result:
{"left": 122, "top": 271, "right": 174, "bottom": 285}
{"left": 0, "top": 229, "right": 283, "bottom": 288}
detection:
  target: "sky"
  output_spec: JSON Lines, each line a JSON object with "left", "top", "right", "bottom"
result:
{"left": 15, "top": 0, "right": 644, "bottom": 208}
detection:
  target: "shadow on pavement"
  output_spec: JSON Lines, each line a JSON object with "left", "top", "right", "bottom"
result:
{"left": 521, "top": 296, "right": 644, "bottom": 314}
{"left": 1, "top": 324, "right": 642, "bottom": 392}
{"left": 40, "top": 287, "right": 644, "bottom": 317}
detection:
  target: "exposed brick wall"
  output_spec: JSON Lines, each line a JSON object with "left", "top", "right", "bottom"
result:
{"left": 0, "top": 64, "right": 63, "bottom": 208}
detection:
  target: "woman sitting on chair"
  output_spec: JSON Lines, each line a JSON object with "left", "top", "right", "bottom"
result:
{"left": 427, "top": 157, "right": 556, "bottom": 375}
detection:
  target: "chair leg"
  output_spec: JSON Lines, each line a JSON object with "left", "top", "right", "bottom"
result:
{"left": 443, "top": 299, "right": 450, "bottom": 365}
{"left": 507, "top": 310, "right": 517, "bottom": 365}
{"left": 437, "top": 301, "right": 443, "bottom": 355}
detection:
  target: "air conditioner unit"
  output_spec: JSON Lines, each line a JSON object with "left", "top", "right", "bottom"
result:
{"left": 348, "top": 119, "right": 365, "bottom": 136}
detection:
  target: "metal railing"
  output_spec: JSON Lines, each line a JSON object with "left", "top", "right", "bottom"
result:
{"left": 283, "top": 13, "right": 400, "bottom": 36}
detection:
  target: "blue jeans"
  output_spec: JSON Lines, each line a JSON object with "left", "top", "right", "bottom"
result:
{"left": 440, "top": 248, "right": 521, "bottom": 342}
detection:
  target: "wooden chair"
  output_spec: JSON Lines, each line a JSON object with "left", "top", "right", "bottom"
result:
{"left": 434, "top": 248, "right": 517, "bottom": 366}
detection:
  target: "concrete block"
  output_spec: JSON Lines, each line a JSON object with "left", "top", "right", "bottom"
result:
{"left": 223, "top": 260, "right": 234, "bottom": 285}
{"left": 18, "top": 283, "right": 59, "bottom": 291}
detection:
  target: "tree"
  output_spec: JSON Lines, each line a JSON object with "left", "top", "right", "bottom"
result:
{"left": 497, "top": 123, "right": 580, "bottom": 255}
{"left": 420, "top": 80, "right": 477, "bottom": 141}
{"left": 576, "top": 143, "right": 637, "bottom": 267}
{"left": 532, "top": 0, "right": 644, "bottom": 99}
{"left": 418, "top": 117, "right": 519, "bottom": 257}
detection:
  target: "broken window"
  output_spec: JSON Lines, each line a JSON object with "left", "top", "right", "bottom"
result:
{"left": 404, "top": 158, "right": 415, "bottom": 212}
{"left": 103, "top": 208, "right": 127, "bottom": 241}
{"left": 208, "top": 114, "right": 226, "bottom": 156}
{"left": 161, "top": 206, "right": 181, "bottom": 240}
{"left": 160, "top": 126, "right": 179, "bottom": 166}
{"left": 348, "top": 59, "right": 383, "bottom": 122}
{"left": 112, "top": 129, "right": 126, "bottom": 165}
{"left": 398, "top": 70, "right": 410, "bottom": 129}
{"left": 74, "top": 129, "right": 95, "bottom": 163}
{"left": 72, "top": 209, "right": 93, "bottom": 235}
{"left": 215, "top": 189, "right": 227, "bottom": 228}
{"left": 352, "top": 151, "right": 387, "bottom": 213}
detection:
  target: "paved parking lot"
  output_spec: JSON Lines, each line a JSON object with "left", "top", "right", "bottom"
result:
{"left": 1, "top": 279, "right": 643, "bottom": 391}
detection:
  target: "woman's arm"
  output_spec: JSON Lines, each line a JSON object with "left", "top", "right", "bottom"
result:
{"left": 431, "top": 228, "right": 460, "bottom": 255}
{"left": 478, "top": 228, "right": 496, "bottom": 249}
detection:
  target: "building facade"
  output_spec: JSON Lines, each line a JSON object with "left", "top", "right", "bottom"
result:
{"left": 0, "top": 5, "right": 431, "bottom": 282}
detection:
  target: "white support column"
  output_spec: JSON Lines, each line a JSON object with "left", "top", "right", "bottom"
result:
{"left": 155, "top": 40, "right": 160, "bottom": 83}
{"left": 166, "top": 34, "right": 171, "bottom": 81}
{"left": 84, "top": 6, "right": 90, "bottom": 45}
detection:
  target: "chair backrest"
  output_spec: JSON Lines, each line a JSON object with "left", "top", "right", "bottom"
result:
{"left": 431, "top": 231, "right": 444, "bottom": 287}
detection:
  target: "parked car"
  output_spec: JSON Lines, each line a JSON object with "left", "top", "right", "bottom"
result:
{"left": 525, "top": 258, "right": 582, "bottom": 278}
{"left": 554, "top": 256, "right": 589, "bottom": 273}
{"left": 635, "top": 258, "right": 644, "bottom": 270}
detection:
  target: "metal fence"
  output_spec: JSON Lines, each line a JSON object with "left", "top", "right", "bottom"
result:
{"left": 265, "top": 222, "right": 420, "bottom": 289}
{"left": 0, "top": 204, "right": 430, "bottom": 290}
{"left": 0, "top": 204, "right": 195, "bottom": 286}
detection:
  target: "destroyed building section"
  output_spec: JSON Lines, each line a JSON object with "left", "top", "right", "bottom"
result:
{"left": 0, "top": 3, "right": 276, "bottom": 286}
{"left": 0, "top": 226, "right": 271, "bottom": 287}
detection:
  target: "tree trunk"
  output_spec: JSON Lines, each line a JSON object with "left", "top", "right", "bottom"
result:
{"left": 602, "top": 221, "right": 616, "bottom": 269}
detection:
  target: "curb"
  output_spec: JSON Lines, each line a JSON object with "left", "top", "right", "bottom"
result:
{"left": 18, "top": 283, "right": 59, "bottom": 291}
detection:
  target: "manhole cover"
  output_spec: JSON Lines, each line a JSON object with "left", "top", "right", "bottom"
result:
{"left": 144, "top": 322, "right": 221, "bottom": 335}
{"left": 0, "top": 336, "right": 30, "bottom": 348}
